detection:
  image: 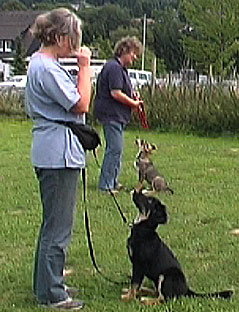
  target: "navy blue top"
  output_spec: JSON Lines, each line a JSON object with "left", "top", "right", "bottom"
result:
{"left": 94, "top": 58, "right": 133, "bottom": 125}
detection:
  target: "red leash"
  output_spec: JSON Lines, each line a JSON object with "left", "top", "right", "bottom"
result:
{"left": 137, "top": 102, "right": 149, "bottom": 129}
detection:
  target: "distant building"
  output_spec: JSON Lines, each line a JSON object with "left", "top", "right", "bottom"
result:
{"left": 0, "top": 10, "right": 44, "bottom": 60}
{"left": 0, "top": 10, "right": 44, "bottom": 80}
{"left": 0, "top": 10, "right": 102, "bottom": 81}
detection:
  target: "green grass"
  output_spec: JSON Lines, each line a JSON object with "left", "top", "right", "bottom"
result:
{"left": 1, "top": 118, "right": 239, "bottom": 311}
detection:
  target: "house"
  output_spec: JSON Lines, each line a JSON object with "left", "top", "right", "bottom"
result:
{"left": 0, "top": 10, "right": 43, "bottom": 79}
{"left": 0, "top": 10, "right": 43, "bottom": 59}
{"left": 0, "top": 10, "right": 102, "bottom": 81}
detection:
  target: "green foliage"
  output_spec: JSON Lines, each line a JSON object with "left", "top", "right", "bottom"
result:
{"left": 109, "top": 26, "right": 141, "bottom": 45}
{"left": 137, "top": 85, "right": 239, "bottom": 135}
{"left": 153, "top": 8, "right": 185, "bottom": 72}
{"left": 86, "top": 0, "right": 180, "bottom": 17}
{"left": 1, "top": 0, "right": 27, "bottom": 10}
{"left": 78, "top": 4, "right": 131, "bottom": 44}
{"left": 3, "top": 85, "right": 239, "bottom": 137}
{"left": 1, "top": 119, "right": 239, "bottom": 311}
{"left": 0, "top": 90, "right": 25, "bottom": 116}
{"left": 12, "top": 38, "right": 27, "bottom": 76}
{"left": 181, "top": 0, "right": 239, "bottom": 77}
{"left": 131, "top": 48, "right": 166, "bottom": 75}
{"left": 31, "top": 2, "right": 74, "bottom": 10}
{"left": 93, "top": 37, "right": 113, "bottom": 60}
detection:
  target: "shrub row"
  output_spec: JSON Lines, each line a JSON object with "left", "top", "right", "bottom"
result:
{"left": 2, "top": 85, "right": 239, "bottom": 135}
{"left": 135, "top": 85, "right": 239, "bottom": 135}
{"left": 0, "top": 89, "right": 25, "bottom": 117}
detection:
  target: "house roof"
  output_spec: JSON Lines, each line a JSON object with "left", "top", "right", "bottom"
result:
{"left": 0, "top": 10, "right": 45, "bottom": 40}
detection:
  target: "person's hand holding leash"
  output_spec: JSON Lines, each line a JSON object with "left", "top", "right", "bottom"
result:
{"left": 133, "top": 91, "right": 141, "bottom": 101}
{"left": 133, "top": 99, "right": 144, "bottom": 111}
{"left": 137, "top": 101, "right": 149, "bottom": 129}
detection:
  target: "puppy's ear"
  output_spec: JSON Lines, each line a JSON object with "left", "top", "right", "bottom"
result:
{"left": 135, "top": 138, "right": 141, "bottom": 147}
{"left": 151, "top": 144, "right": 157, "bottom": 150}
{"left": 151, "top": 200, "right": 168, "bottom": 225}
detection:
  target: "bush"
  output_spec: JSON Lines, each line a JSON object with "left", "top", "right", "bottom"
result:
{"left": 136, "top": 85, "right": 239, "bottom": 135}
{"left": 3, "top": 84, "right": 239, "bottom": 135}
{"left": 0, "top": 89, "right": 26, "bottom": 117}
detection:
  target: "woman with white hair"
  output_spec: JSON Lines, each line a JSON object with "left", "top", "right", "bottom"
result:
{"left": 25, "top": 8, "right": 91, "bottom": 310}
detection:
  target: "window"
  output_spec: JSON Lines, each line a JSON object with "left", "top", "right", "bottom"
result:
{"left": 139, "top": 73, "right": 147, "bottom": 81}
{"left": 0, "top": 40, "right": 12, "bottom": 53}
{"left": 5, "top": 40, "right": 12, "bottom": 52}
{"left": 129, "top": 72, "right": 136, "bottom": 79}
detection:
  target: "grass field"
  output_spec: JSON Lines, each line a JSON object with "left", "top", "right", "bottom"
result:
{"left": 1, "top": 118, "right": 239, "bottom": 311}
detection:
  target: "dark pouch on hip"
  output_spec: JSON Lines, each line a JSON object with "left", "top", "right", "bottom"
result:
{"left": 57, "top": 121, "right": 101, "bottom": 151}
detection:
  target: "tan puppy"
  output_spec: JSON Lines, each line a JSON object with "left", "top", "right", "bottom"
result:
{"left": 134, "top": 138, "right": 173, "bottom": 195}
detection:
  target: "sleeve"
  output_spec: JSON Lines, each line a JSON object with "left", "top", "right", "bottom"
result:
{"left": 40, "top": 66, "right": 81, "bottom": 112}
{"left": 107, "top": 63, "right": 124, "bottom": 91}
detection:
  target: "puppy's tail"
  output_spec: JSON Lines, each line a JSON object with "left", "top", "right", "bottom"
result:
{"left": 187, "top": 289, "right": 233, "bottom": 299}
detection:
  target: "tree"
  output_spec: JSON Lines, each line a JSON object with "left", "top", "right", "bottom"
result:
{"left": 94, "top": 37, "right": 114, "bottom": 59}
{"left": 78, "top": 5, "right": 131, "bottom": 44}
{"left": 153, "top": 8, "right": 184, "bottom": 72}
{"left": 84, "top": 0, "right": 178, "bottom": 17}
{"left": 182, "top": 0, "right": 239, "bottom": 78}
{"left": 109, "top": 26, "right": 141, "bottom": 44}
{"left": 12, "top": 37, "right": 27, "bottom": 75}
{"left": 1, "top": 0, "right": 27, "bottom": 10}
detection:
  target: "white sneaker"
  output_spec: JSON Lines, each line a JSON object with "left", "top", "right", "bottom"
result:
{"left": 44, "top": 297, "right": 85, "bottom": 310}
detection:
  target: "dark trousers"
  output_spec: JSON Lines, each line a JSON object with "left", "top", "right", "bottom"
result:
{"left": 33, "top": 168, "right": 80, "bottom": 304}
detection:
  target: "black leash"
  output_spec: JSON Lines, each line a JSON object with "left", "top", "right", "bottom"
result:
{"left": 81, "top": 167, "right": 129, "bottom": 285}
{"left": 92, "top": 150, "right": 130, "bottom": 226}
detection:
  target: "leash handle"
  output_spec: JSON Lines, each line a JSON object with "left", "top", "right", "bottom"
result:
{"left": 138, "top": 102, "right": 149, "bottom": 129}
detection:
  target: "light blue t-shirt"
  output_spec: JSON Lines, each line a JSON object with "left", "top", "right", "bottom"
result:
{"left": 25, "top": 52, "right": 85, "bottom": 168}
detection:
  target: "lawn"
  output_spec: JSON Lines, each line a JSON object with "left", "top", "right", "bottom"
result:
{"left": 1, "top": 118, "right": 239, "bottom": 312}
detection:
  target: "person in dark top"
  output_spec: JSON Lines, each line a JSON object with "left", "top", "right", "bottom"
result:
{"left": 94, "top": 36, "right": 143, "bottom": 193}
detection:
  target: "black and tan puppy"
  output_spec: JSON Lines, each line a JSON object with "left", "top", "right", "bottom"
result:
{"left": 121, "top": 190, "right": 233, "bottom": 304}
{"left": 134, "top": 138, "right": 173, "bottom": 195}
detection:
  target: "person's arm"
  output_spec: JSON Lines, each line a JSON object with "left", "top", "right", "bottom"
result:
{"left": 111, "top": 90, "right": 143, "bottom": 109}
{"left": 72, "top": 47, "right": 92, "bottom": 114}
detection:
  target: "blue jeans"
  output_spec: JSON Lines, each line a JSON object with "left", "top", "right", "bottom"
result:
{"left": 33, "top": 168, "right": 80, "bottom": 304}
{"left": 99, "top": 121, "right": 125, "bottom": 190}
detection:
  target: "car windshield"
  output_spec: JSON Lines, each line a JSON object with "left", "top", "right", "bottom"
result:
{"left": 139, "top": 74, "right": 147, "bottom": 80}
{"left": 129, "top": 73, "right": 136, "bottom": 79}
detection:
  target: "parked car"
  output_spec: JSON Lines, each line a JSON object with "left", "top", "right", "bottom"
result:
{"left": 0, "top": 75, "right": 27, "bottom": 90}
{"left": 128, "top": 69, "right": 152, "bottom": 89}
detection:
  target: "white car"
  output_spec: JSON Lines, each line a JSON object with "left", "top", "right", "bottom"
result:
{"left": 128, "top": 69, "right": 152, "bottom": 89}
{"left": 0, "top": 75, "right": 27, "bottom": 89}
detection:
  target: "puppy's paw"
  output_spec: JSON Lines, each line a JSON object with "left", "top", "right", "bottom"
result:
{"left": 139, "top": 287, "right": 157, "bottom": 297}
{"left": 121, "top": 289, "right": 137, "bottom": 301}
{"left": 121, "top": 288, "right": 130, "bottom": 294}
{"left": 231, "top": 229, "right": 239, "bottom": 235}
{"left": 140, "top": 295, "right": 165, "bottom": 305}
